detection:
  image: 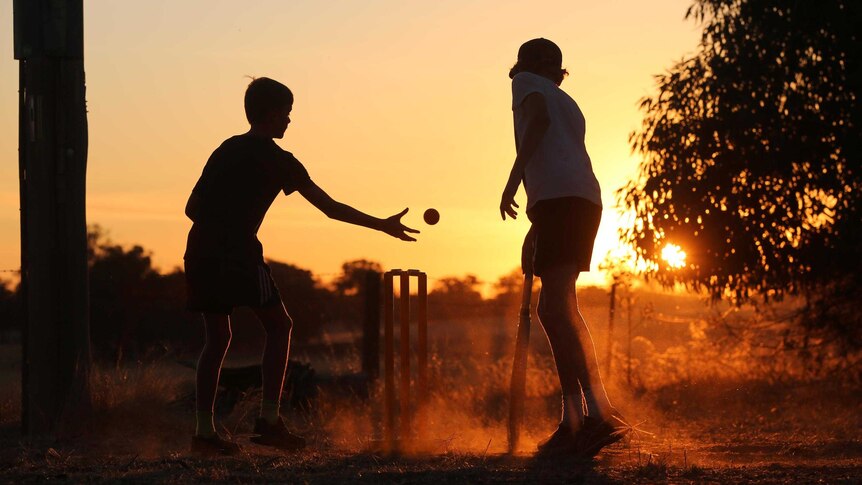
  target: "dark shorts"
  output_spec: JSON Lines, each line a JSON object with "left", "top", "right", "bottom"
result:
{"left": 527, "top": 196, "right": 602, "bottom": 277}
{"left": 184, "top": 258, "right": 281, "bottom": 315}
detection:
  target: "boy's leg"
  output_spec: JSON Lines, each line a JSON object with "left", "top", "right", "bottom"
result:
{"left": 537, "top": 264, "right": 613, "bottom": 424}
{"left": 537, "top": 265, "right": 588, "bottom": 428}
{"left": 568, "top": 281, "right": 615, "bottom": 420}
{"left": 196, "top": 313, "right": 232, "bottom": 436}
{"left": 252, "top": 301, "right": 293, "bottom": 422}
{"left": 250, "top": 300, "right": 306, "bottom": 450}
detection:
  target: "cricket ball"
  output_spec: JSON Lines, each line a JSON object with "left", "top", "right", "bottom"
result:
{"left": 423, "top": 208, "right": 440, "bottom": 225}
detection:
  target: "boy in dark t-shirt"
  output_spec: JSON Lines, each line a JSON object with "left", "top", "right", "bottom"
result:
{"left": 185, "top": 77, "right": 418, "bottom": 455}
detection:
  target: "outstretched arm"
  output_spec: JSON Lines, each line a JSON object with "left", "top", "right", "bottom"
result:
{"left": 299, "top": 181, "right": 419, "bottom": 241}
{"left": 500, "top": 92, "right": 550, "bottom": 220}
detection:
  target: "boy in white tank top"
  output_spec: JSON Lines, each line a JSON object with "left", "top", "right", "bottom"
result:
{"left": 500, "top": 38, "right": 629, "bottom": 457}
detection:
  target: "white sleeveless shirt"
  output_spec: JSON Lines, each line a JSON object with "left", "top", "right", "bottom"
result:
{"left": 512, "top": 72, "right": 602, "bottom": 210}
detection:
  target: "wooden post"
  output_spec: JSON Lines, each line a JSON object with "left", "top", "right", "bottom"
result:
{"left": 605, "top": 280, "right": 616, "bottom": 378}
{"left": 15, "top": 0, "right": 91, "bottom": 437}
{"left": 383, "top": 272, "right": 395, "bottom": 449}
{"left": 626, "top": 294, "right": 633, "bottom": 387}
{"left": 416, "top": 271, "right": 427, "bottom": 439}
{"left": 399, "top": 273, "right": 411, "bottom": 439}
{"left": 362, "top": 271, "right": 381, "bottom": 379}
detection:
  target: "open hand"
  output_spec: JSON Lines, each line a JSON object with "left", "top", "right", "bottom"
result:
{"left": 381, "top": 208, "right": 419, "bottom": 241}
{"left": 500, "top": 183, "right": 520, "bottom": 220}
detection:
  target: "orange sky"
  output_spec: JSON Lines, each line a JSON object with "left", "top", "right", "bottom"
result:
{"left": 0, "top": 1, "right": 700, "bottom": 292}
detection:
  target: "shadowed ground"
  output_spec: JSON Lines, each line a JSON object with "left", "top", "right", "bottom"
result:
{"left": 2, "top": 443, "right": 861, "bottom": 484}
{"left": 2, "top": 380, "right": 860, "bottom": 485}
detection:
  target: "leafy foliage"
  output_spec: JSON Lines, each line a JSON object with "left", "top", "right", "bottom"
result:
{"left": 618, "top": 0, "right": 861, "bottom": 348}
{"left": 332, "top": 259, "right": 383, "bottom": 297}
{"left": 88, "top": 227, "right": 196, "bottom": 363}
{"left": 429, "top": 275, "right": 485, "bottom": 320}
{"left": 85, "top": 226, "right": 335, "bottom": 362}
{"left": 266, "top": 260, "right": 333, "bottom": 342}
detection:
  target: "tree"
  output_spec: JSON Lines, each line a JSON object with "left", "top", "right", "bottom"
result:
{"left": 488, "top": 269, "right": 530, "bottom": 319}
{"left": 327, "top": 259, "right": 383, "bottom": 334}
{"left": 491, "top": 270, "right": 522, "bottom": 301}
{"left": 87, "top": 227, "right": 196, "bottom": 364}
{"left": 87, "top": 225, "right": 336, "bottom": 357}
{"left": 618, "top": 0, "right": 861, "bottom": 349}
{"left": 87, "top": 226, "right": 196, "bottom": 363}
{"left": 428, "top": 275, "right": 486, "bottom": 320}
{"left": 332, "top": 259, "right": 383, "bottom": 297}
{"left": 266, "top": 260, "right": 332, "bottom": 343}
{"left": 89, "top": 239, "right": 159, "bottom": 363}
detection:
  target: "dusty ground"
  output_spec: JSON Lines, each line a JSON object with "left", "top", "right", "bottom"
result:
{"left": 1, "top": 378, "right": 860, "bottom": 484}
{"left": 1, "top": 290, "right": 860, "bottom": 485}
{"left": 1, "top": 441, "right": 861, "bottom": 484}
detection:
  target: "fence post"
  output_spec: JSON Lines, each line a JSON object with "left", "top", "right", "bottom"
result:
{"left": 605, "top": 280, "right": 617, "bottom": 378}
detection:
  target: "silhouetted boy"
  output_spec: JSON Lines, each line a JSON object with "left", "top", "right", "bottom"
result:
{"left": 185, "top": 77, "right": 417, "bottom": 455}
{"left": 499, "top": 39, "right": 627, "bottom": 457}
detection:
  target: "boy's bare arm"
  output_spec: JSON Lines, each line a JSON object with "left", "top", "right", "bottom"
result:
{"left": 500, "top": 92, "right": 550, "bottom": 220}
{"left": 299, "top": 181, "right": 419, "bottom": 241}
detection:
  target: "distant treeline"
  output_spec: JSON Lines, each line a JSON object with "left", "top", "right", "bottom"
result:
{"left": 0, "top": 226, "right": 607, "bottom": 365}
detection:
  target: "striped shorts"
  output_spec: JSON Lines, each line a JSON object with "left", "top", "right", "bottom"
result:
{"left": 184, "top": 258, "right": 281, "bottom": 315}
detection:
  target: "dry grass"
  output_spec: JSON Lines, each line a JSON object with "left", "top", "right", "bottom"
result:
{"left": 85, "top": 361, "right": 194, "bottom": 456}
{"left": 1, "top": 291, "right": 861, "bottom": 482}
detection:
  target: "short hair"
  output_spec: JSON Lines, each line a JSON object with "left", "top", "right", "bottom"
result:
{"left": 244, "top": 77, "right": 294, "bottom": 124}
{"left": 508, "top": 38, "right": 569, "bottom": 85}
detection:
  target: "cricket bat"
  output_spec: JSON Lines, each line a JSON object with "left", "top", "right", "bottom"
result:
{"left": 507, "top": 272, "right": 533, "bottom": 454}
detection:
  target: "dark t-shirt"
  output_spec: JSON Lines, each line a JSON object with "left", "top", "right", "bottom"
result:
{"left": 184, "top": 134, "right": 312, "bottom": 262}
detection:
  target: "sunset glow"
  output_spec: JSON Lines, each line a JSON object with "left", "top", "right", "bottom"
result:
{"left": 3, "top": 2, "right": 859, "bottom": 479}
{"left": 0, "top": 1, "right": 701, "bottom": 290}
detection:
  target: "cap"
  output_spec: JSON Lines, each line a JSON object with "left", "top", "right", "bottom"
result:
{"left": 517, "top": 38, "right": 563, "bottom": 66}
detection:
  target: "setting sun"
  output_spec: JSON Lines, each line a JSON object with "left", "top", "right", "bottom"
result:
{"left": 661, "top": 243, "right": 687, "bottom": 269}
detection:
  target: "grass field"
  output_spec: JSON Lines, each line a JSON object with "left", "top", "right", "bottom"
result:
{"left": 1, "top": 288, "right": 860, "bottom": 483}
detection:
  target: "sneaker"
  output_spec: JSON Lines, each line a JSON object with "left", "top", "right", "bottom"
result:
{"left": 536, "top": 423, "right": 577, "bottom": 454}
{"left": 250, "top": 417, "right": 306, "bottom": 451}
{"left": 190, "top": 434, "right": 241, "bottom": 456}
{"left": 575, "top": 415, "right": 628, "bottom": 457}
